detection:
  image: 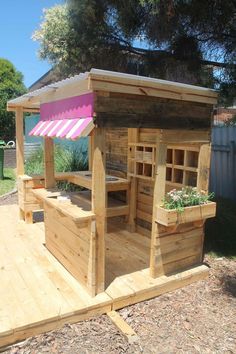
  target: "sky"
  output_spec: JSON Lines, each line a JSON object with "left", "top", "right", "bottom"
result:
{"left": 0, "top": 0, "right": 63, "bottom": 88}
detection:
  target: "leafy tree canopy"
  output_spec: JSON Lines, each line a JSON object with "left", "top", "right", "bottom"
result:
{"left": 33, "top": 0, "right": 236, "bottom": 104}
{"left": 0, "top": 58, "right": 26, "bottom": 140}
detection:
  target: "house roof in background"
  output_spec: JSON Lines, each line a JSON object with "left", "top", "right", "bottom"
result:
{"left": 28, "top": 69, "right": 55, "bottom": 92}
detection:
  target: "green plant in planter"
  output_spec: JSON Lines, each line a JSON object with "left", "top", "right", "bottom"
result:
{"left": 162, "top": 187, "right": 214, "bottom": 213}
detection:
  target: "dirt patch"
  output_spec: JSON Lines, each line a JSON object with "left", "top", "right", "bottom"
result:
{"left": 1, "top": 194, "right": 236, "bottom": 353}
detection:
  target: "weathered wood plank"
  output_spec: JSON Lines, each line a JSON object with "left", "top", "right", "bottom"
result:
{"left": 197, "top": 144, "right": 212, "bottom": 192}
{"left": 127, "top": 128, "right": 139, "bottom": 231}
{"left": 96, "top": 94, "right": 213, "bottom": 116}
{"left": 95, "top": 94, "right": 212, "bottom": 129}
{"left": 150, "top": 136, "right": 167, "bottom": 278}
{"left": 95, "top": 112, "right": 211, "bottom": 130}
{"left": 91, "top": 76, "right": 217, "bottom": 104}
{"left": 92, "top": 128, "right": 106, "bottom": 294}
{"left": 107, "top": 311, "right": 139, "bottom": 344}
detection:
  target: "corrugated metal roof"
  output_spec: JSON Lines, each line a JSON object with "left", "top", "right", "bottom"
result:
{"left": 8, "top": 68, "right": 218, "bottom": 109}
{"left": 8, "top": 72, "right": 89, "bottom": 106}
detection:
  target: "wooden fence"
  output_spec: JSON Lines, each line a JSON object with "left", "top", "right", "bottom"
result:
{"left": 210, "top": 126, "right": 236, "bottom": 201}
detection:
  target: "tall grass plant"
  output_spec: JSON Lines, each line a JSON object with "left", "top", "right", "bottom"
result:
{"left": 25, "top": 145, "right": 88, "bottom": 191}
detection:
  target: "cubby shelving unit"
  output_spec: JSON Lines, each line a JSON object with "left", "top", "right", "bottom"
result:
{"left": 128, "top": 143, "right": 156, "bottom": 180}
{"left": 166, "top": 146, "right": 200, "bottom": 188}
{"left": 128, "top": 144, "right": 200, "bottom": 186}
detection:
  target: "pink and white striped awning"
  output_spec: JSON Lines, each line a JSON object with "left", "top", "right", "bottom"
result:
{"left": 29, "top": 117, "right": 94, "bottom": 140}
{"left": 28, "top": 93, "right": 95, "bottom": 140}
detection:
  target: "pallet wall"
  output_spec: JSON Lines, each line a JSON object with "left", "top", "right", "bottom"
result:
{"left": 106, "top": 128, "right": 204, "bottom": 231}
{"left": 157, "top": 222, "right": 203, "bottom": 274}
{"left": 44, "top": 202, "right": 96, "bottom": 296}
{"left": 106, "top": 128, "right": 128, "bottom": 178}
{"left": 106, "top": 127, "right": 207, "bottom": 275}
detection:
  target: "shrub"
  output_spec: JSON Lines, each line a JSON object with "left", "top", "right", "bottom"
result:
{"left": 205, "top": 197, "right": 236, "bottom": 258}
{"left": 25, "top": 147, "right": 44, "bottom": 175}
{"left": 25, "top": 144, "right": 88, "bottom": 191}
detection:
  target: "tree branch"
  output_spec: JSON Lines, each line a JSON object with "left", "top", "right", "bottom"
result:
{"left": 116, "top": 44, "right": 235, "bottom": 68}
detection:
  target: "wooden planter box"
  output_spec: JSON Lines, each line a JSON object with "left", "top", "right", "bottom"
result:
{"left": 156, "top": 202, "right": 216, "bottom": 226}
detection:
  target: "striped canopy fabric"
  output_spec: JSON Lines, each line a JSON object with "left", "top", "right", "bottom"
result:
{"left": 29, "top": 117, "right": 94, "bottom": 140}
{"left": 28, "top": 93, "right": 95, "bottom": 140}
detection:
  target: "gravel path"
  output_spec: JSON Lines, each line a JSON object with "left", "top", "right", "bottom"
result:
{"left": 1, "top": 194, "right": 236, "bottom": 354}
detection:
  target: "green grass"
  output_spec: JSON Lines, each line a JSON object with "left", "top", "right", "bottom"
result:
{"left": 205, "top": 197, "right": 236, "bottom": 259}
{"left": 0, "top": 168, "right": 16, "bottom": 196}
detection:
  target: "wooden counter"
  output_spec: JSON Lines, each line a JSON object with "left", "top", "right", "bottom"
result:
{"left": 32, "top": 188, "right": 97, "bottom": 296}
{"left": 19, "top": 171, "right": 129, "bottom": 223}
{"left": 32, "top": 188, "right": 95, "bottom": 222}
{"left": 60, "top": 170, "right": 130, "bottom": 192}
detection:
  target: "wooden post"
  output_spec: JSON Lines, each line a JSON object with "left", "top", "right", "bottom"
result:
{"left": 127, "top": 128, "right": 139, "bottom": 232}
{"left": 44, "top": 138, "right": 56, "bottom": 189}
{"left": 92, "top": 127, "right": 106, "bottom": 294}
{"left": 88, "top": 131, "right": 94, "bottom": 171}
{"left": 150, "top": 133, "right": 167, "bottom": 278}
{"left": 197, "top": 143, "right": 211, "bottom": 193}
{"left": 15, "top": 107, "right": 24, "bottom": 176}
{"left": 196, "top": 143, "right": 212, "bottom": 263}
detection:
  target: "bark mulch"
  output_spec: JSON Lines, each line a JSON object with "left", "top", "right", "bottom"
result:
{"left": 1, "top": 194, "right": 236, "bottom": 354}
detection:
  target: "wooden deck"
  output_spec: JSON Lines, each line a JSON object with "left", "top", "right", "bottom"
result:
{"left": 0, "top": 205, "right": 209, "bottom": 348}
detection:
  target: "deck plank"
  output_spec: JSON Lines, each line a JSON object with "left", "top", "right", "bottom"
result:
{"left": 0, "top": 204, "right": 208, "bottom": 348}
{"left": 0, "top": 205, "right": 112, "bottom": 348}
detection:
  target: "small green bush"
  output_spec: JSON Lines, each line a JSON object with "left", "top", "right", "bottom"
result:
{"left": 25, "top": 148, "right": 44, "bottom": 175}
{"left": 205, "top": 197, "right": 236, "bottom": 258}
{"left": 25, "top": 144, "right": 88, "bottom": 191}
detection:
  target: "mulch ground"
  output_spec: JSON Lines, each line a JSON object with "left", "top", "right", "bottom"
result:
{"left": 1, "top": 194, "right": 236, "bottom": 354}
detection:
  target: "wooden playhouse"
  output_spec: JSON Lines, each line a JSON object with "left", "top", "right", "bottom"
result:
{"left": 4, "top": 69, "right": 217, "bottom": 345}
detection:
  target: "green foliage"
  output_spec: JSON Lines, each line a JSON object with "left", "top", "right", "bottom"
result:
{"left": 162, "top": 187, "right": 214, "bottom": 213}
{"left": 0, "top": 59, "right": 26, "bottom": 140}
{"left": 32, "top": 5, "right": 70, "bottom": 68}
{"left": 25, "top": 147, "right": 44, "bottom": 175}
{"left": 0, "top": 168, "right": 16, "bottom": 196}
{"left": 33, "top": 0, "right": 235, "bottom": 101}
{"left": 205, "top": 197, "right": 236, "bottom": 258}
{"left": 25, "top": 145, "right": 88, "bottom": 191}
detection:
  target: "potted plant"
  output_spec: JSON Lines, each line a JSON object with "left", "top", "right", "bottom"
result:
{"left": 156, "top": 187, "right": 216, "bottom": 226}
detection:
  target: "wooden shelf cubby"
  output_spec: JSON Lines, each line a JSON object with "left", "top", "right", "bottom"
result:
{"left": 128, "top": 144, "right": 200, "bottom": 186}
{"left": 166, "top": 146, "right": 199, "bottom": 188}
{"left": 128, "top": 143, "right": 156, "bottom": 180}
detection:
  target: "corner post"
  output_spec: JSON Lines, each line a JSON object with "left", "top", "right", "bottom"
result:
{"left": 44, "top": 138, "right": 56, "bottom": 189}
{"left": 197, "top": 143, "right": 211, "bottom": 193}
{"left": 88, "top": 131, "right": 94, "bottom": 171}
{"left": 127, "top": 128, "right": 139, "bottom": 232}
{"left": 150, "top": 132, "right": 167, "bottom": 278}
{"left": 197, "top": 143, "right": 212, "bottom": 262}
{"left": 15, "top": 107, "right": 24, "bottom": 176}
{"left": 92, "top": 127, "right": 106, "bottom": 293}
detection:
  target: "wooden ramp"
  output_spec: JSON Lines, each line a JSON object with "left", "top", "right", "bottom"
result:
{"left": 0, "top": 205, "right": 209, "bottom": 348}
